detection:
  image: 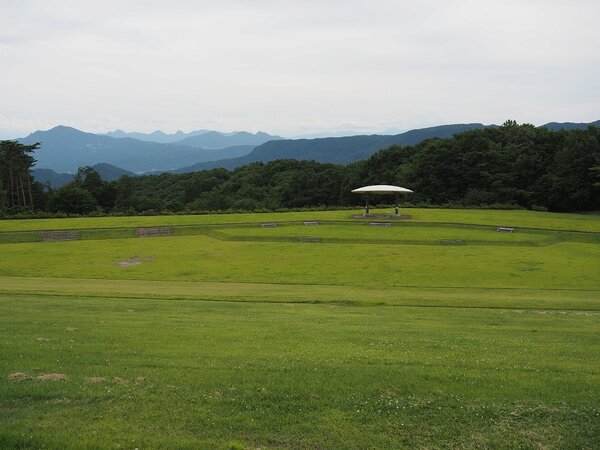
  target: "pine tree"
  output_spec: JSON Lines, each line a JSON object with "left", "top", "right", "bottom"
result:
{"left": 0, "top": 140, "right": 40, "bottom": 210}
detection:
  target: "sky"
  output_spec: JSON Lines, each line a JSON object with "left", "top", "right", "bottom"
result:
{"left": 1, "top": 0, "right": 599, "bottom": 139}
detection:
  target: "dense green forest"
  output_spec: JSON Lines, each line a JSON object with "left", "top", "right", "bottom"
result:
{"left": 1, "top": 121, "right": 599, "bottom": 216}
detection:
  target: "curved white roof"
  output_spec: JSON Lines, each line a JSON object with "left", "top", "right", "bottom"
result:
{"left": 351, "top": 184, "right": 413, "bottom": 194}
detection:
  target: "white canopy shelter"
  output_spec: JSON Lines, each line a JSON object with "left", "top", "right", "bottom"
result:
{"left": 351, "top": 184, "right": 413, "bottom": 215}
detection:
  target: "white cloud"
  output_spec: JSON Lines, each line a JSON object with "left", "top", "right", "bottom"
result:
{"left": 1, "top": 0, "right": 599, "bottom": 138}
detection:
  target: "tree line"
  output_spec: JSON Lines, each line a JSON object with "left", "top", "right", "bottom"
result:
{"left": 1, "top": 121, "right": 599, "bottom": 216}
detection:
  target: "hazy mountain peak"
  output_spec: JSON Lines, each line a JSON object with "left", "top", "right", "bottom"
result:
{"left": 19, "top": 126, "right": 256, "bottom": 173}
{"left": 104, "top": 128, "right": 213, "bottom": 143}
{"left": 43, "top": 125, "right": 84, "bottom": 134}
{"left": 173, "top": 130, "right": 283, "bottom": 149}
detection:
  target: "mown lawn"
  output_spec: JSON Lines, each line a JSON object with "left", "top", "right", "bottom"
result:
{"left": 0, "top": 235, "right": 598, "bottom": 290}
{"left": 0, "top": 208, "right": 599, "bottom": 232}
{"left": 209, "top": 222, "right": 561, "bottom": 246}
{"left": 0, "top": 209, "right": 599, "bottom": 448}
{"left": 1, "top": 295, "right": 599, "bottom": 449}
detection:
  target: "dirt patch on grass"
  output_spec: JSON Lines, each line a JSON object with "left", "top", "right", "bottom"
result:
{"left": 37, "top": 373, "right": 68, "bottom": 381}
{"left": 379, "top": 389, "right": 397, "bottom": 398}
{"left": 86, "top": 376, "right": 106, "bottom": 384}
{"left": 116, "top": 257, "right": 142, "bottom": 267}
{"left": 133, "top": 376, "right": 146, "bottom": 385}
{"left": 116, "top": 255, "right": 156, "bottom": 267}
{"left": 65, "top": 327, "right": 78, "bottom": 332}
{"left": 113, "top": 377, "right": 128, "bottom": 385}
{"left": 8, "top": 372, "right": 31, "bottom": 381}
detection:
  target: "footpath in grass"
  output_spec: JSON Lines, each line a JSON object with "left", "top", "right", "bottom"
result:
{"left": 1, "top": 276, "right": 599, "bottom": 311}
{"left": 1, "top": 294, "right": 599, "bottom": 449}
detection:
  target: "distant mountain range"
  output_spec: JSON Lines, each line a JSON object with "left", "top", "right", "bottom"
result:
{"left": 105, "top": 129, "right": 212, "bottom": 143}
{"left": 105, "top": 129, "right": 282, "bottom": 148}
{"left": 19, "top": 120, "right": 600, "bottom": 186}
{"left": 172, "top": 120, "right": 600, "bottom": 173}
{"left": 19, "top": 126, "right": 257, "bottom": 173}
{"left": 173, "top": 131, "right": 283, "bottom": 149}
{"left": 541, "top": 121, "right": 600, "bottom": 131}
{"left": 172, "top": 123, "right": 491, "bottom": 173}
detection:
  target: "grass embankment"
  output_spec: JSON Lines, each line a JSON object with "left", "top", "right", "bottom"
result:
{"left": 1, "top": 295, "right": 599, "bottom": 449}
{"left": 208, "top": 222, "right": 598, "bottom": 246}
{"left": 0, "top": 208, "right": 599, "bottom": 232}
{"left": 0, "top": 208, "right": 599, "bottom": 448}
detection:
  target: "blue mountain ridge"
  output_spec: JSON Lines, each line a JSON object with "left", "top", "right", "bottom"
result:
{"left": 22, "top": 120, "right": 600, "bottom": 185}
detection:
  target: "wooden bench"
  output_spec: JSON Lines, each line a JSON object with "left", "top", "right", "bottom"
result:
{"left": 261, "top": 223, "right": 277, "bottom": 228}
{"left": 369, "top": 222, "right": 392, "bottom": 227}
{"left": 497, "top": 227, "right": 514, "bottom": 233}
{"left": 304, "top": 221, "right": 319, "bottom": 226}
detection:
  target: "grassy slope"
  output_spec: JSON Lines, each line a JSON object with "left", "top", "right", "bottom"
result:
{"left": 1, "top": 296, "right": 599, "bottom": 449}
{"left": 1, "top": 277, "right": 599, "bottom": 310}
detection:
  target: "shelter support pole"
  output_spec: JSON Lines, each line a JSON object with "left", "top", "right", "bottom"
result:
{"left": 395, "top": 193, "right": 399, "bottom": 216}
{"left": 365, "top": 194, "right": 370, "bottom": 216}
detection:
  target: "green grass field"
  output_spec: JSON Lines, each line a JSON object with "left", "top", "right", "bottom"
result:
{"left": 1, "top": 207, "right": 599, "bottom": 232}
{"left": 1, "top": 208, "right": 599, "bottom": 449}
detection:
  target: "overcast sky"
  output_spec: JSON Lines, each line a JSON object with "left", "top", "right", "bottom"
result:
{"left": 1, "top": 0, "right": 599, "bottom": 138}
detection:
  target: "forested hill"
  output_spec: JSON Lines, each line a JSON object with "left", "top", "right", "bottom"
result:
{"left": 32, "top": 163, "right": 135, "bottom": 188}
{"left": 173, "top": 123, "right": 491, "bottom": 172}
{"left": 543, "top": 120, "right": 600, "bottom": 131}
{"left": 9, "top": 121, "right": 596, "bottom": 215}
{"left": 177, "top": 121, "right": 600, "bottom": 173}
{"left": 18, "top": 121, "right": 598, "bottom": 176}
